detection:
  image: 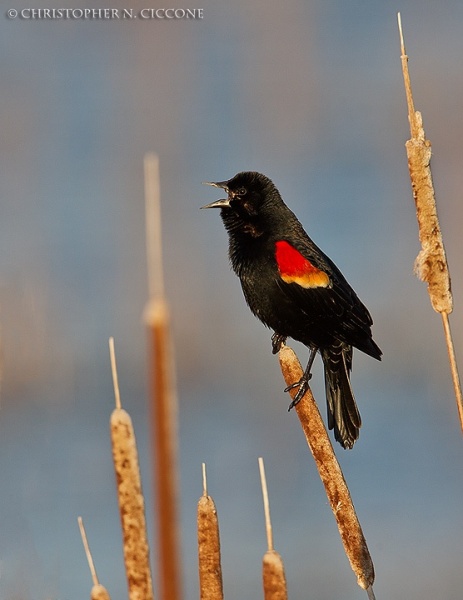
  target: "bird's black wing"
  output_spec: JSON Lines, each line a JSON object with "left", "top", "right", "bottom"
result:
{"left": 273, "top": 234, "right": 381, "bottom": 358}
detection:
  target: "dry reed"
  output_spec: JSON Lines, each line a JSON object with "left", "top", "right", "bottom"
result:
{"left": 397, "top": 13, "right": 463, "bottom": 431}
{"left": 258, "top": 457, "right": 288, "bottom": 600}
{"left": 109, "top": 338, "right": 154, "bottom": 600}
{"left": 197, "top": 463, "right": 224, "bottom": 600}
{"left": 279, "top": 346, "right": 375, "bottom": 594}
{"left": 77, "top": 516, "right": 112, "bottom": 600}
{"left": 144, "top": 152, "right": 182, "bottom": 600}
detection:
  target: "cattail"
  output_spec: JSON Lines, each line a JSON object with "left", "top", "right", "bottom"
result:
{"left": 397, "top": 13, "right": 451, "bottom": 313}
{"left": 109, "top": 338, "right": 154, "bottom": 600}
{"left": 279, "top": 346, "right": 375, "bottom": 592}
{"left": 90, "top": 585, "right": 111, "bottom": 600}
{"left": 77, "top": 516, "right": 112, "bottom": 600}
{"left": 397, "top": 13, "right": 463, "bottom": 430}
{"left": 144, "top": 152, "right": 182, "bottom": 600}
{"left": 262, "top": 552, "right": 288, "bottom": 600}
{"left": 258, "top": 457, "right": 287, "bottom": 600}
{"left": 197, "top": 463, "right": 224, "bottom": 600}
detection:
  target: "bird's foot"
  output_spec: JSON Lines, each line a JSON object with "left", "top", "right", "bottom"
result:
{"left": 285, "top": 346, "right": 318, "bottom": 411}
{"left": 271, "top": 333, "right": 287, "bottom": 355}
{"left": 285, "top": 375, "right": 312, "bottom": 410}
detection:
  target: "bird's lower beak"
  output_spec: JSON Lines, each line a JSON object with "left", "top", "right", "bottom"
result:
{"left": 201, "top": 180, "right": 231, "bottom": 209}
{"left": 200, "top": 198, "right": 231, "bottom": 209}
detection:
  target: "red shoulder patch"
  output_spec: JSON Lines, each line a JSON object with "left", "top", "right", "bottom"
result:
{"left": 275, "top": 240, "right": 330, "bottom": 288}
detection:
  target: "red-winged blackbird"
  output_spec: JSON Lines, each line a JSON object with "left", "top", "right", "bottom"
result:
{"left": 202, "top": 171, "right": 381, "bottom": 449}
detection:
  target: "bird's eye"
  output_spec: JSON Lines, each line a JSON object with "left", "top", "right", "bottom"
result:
{"left": 235, "top": 187, "right": 247, "bottom": 197}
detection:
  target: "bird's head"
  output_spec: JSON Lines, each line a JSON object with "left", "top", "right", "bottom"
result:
{"left": 201, "top": 171, "right": 282, "bottom": 238}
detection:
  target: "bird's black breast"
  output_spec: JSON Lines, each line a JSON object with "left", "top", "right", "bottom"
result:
{"left": 231, "top": 237, "right": 328, "bottom": 345}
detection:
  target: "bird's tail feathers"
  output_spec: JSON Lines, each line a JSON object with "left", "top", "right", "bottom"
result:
{"left": 322, "top": 343, "right": 361, "bottom": 449}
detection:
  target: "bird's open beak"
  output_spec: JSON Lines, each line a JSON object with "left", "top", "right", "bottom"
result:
{"left": 201, "top": 180, "right": 231, "bottom": 209}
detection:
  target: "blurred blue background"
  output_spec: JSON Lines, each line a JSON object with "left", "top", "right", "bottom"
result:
{"left": 1, "top": 0, "right": 463, "bottom": 598}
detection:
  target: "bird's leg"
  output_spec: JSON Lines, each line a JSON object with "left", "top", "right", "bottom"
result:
{"left": 271, "top": 332, "right": 287, "bottom": 355}
{"left": 285, "top": 347, "right": 318, "bottom": 410}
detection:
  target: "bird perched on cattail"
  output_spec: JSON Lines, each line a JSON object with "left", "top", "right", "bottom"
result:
{"left": 202, "top": 171, "right": 381, "bottom": 449}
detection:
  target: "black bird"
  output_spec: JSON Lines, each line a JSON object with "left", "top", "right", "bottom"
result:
{"left": 202, "top": 171, "right": 381, "bottom": 449}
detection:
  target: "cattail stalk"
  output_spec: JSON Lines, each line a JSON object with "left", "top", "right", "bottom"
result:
{"left": 197, "top": 463, "right": 224, "bottom": 600}
{"left": 279, "top": 346, "right": 375, "bottom": 594}
{"left": 77, "top": 516, "right": 112, "bottom": 600}
{"left": 144, "top": 153, "right": 182, "bottom": 600}
{"left": 109, "top": 338, "right": 154, "bottom": 600}
{"left": 258, "top": 457, "right": 288, "bottom": 600}
{"left": 397, "top": 13, "right": 463, "bottom": 430}
{"left": 397, "top": 12, "right": 451, "bottom": 312}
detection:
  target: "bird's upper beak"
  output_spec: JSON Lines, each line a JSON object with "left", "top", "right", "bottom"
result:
{"left": 201, "top": 180, "right": 231, "bottom": 209}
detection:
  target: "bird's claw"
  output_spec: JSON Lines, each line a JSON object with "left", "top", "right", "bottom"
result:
{"left": 285, "top": 375, "right": 312, "bottom": 411}
{"left": 271, "top": 333, "right": 287, "bottom": 355}
{"left": 284, "top": 381, "right": 300, "bottom": 392}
